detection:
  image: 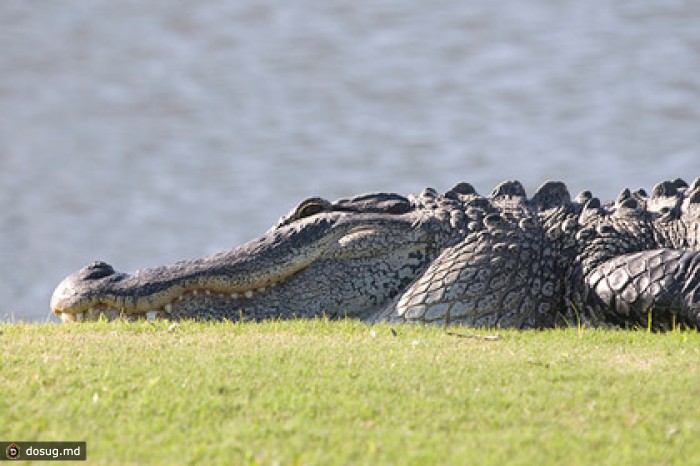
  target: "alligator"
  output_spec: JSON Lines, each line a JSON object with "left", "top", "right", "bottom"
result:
{"left": 51, "top": 178, "right": 700, "bottom": 330}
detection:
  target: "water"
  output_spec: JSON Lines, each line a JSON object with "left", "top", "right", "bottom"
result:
{"left": 1, "top": 0, "right": 698, "bottom": 320}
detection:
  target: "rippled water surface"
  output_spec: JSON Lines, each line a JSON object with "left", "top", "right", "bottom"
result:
{"left": 1, "top": 1, "right": 699, "bottom": 320}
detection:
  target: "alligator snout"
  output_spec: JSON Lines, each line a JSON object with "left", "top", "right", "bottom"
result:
{"left": 50, "top": 261, "right": 122, "bottom": 321}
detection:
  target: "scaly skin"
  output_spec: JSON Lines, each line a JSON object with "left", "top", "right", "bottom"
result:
{"left": 51, "top": 179, "right": 700, "bottom": 329}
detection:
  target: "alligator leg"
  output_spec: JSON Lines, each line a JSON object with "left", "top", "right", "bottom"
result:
{"left": 373, "top": 229, "right": 564, "bottom": 329}
{"left": 582, "top": 249, "right": 700, "bottom": 329}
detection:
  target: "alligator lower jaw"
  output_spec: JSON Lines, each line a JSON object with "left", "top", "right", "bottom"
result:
{"left": 58, "top": 305, "right": 172, "bottom": 323}
{"left": 56, "top": 283, "right": 280, "bottom": 323}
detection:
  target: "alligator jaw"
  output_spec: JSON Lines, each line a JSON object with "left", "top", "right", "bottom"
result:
{"left": 52, "top": 274, "right": 293, "bottom": 323}
{"left": 53, "top": 282, "right": 290, "bottom": 323}
{"left": 50, "top": 216, "right": 339, "bottom": 322}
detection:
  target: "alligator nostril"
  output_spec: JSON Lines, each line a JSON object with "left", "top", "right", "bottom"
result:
{"left": 83, "top": 261, "right": 116, "bottom": 280}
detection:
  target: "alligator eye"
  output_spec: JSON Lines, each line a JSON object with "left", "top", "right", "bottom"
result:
{"left": 294, "top": 197, "right": 332, "bottom": 219}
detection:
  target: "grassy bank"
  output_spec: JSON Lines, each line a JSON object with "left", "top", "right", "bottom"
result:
{"left": 1, "top": 320, "right": 698, "bottom": 465}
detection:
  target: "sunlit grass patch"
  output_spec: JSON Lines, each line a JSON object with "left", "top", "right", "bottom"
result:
{"left": 1, "top": 320, "right": 698, "bottom": 465}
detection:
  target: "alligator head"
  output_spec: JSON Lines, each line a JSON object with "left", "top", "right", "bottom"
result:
{"left": 51, "top": 191, "right": 460, "bottom": 323}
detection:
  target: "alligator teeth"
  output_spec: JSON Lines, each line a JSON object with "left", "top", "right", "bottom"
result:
{"left": 60, "top": 313, "right": 76, "bottom": 323}
{"left": 164, "top": 303, "right": 172, "bottom": 313}
{"left": 257, "top": 287, "right": 266, "bottom": 293}
{"left": 146, "top": 311, "right": 158, "bottom": 321}
{"left": 230, "top": 292, "right": 239, "bottom": 299}
{"left": 244, "top": 290, "right": 253, "bottom": 298}
{"left": 205, "top": 290, "right": 211, "bottom": 296}
{"left": 76, "top": 312, "right": 84, "bottom": 322}
{"left": 192, "top": 290, "right": 198, "bottom": 296}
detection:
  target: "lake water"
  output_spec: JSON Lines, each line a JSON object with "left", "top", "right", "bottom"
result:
{"left": 1, "top": 0, "right": 699, "bottom": 320}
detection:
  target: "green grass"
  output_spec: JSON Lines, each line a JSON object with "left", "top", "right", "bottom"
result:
{"left": 1, "top": 320, "right": 698, "bottom": 465}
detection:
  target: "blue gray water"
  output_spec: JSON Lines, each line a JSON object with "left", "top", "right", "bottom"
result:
{"left": 1, "top": 1, "right": 699, "bottom": 320}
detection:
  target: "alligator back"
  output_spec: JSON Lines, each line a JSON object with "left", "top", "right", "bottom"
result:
{"left": 378, "top": 178, "right": 700, "bottom": 329}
